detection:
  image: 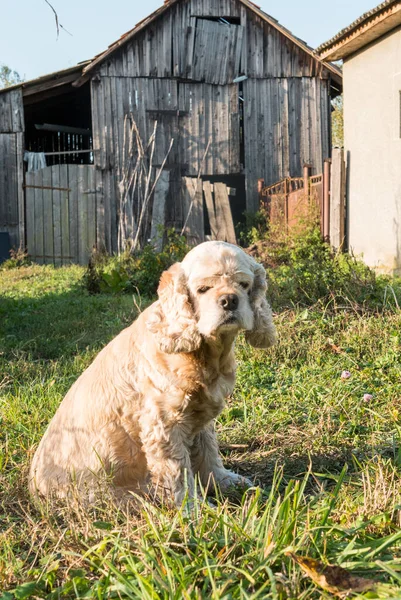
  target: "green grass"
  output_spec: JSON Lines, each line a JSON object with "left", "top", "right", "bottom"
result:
{"left": 1, "top": 264, "right": 401, "bottom": 598}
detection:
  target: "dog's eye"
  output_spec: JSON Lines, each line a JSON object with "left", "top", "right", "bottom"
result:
{"left": 198, "top": 286, "right": 211, "bottom": 294}
{"left": 240, "top": 282, "right": 250, "bottom": 290}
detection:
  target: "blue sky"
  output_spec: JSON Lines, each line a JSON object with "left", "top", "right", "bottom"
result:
{"left": 1, "top": 0, "right": 377, "bottom": 81}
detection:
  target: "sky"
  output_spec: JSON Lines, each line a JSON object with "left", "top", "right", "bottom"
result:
{"left": 1, "top": 0, "right": 379, "bottom": 82}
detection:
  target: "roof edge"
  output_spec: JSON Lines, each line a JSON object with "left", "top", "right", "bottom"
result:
{"left": 317, "top": 0, "right": 401, "bottom": 60}
{"left": 0, "top": 62, "right": 90, "bottom": 96}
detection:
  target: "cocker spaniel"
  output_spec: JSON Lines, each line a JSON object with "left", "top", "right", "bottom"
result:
{"left": 29, "top": 241, "right": 277, "bottom": 506}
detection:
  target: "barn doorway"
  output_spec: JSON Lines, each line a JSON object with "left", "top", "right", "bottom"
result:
{"left": 23, "top": 81, "right": 97, "bottom": 264}
{"left": 23, "top": 82, "right": 93, "bottom": 166}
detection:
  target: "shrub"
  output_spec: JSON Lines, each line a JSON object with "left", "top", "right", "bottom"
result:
{"left": 0, "top": 247, "right": 31, "bottom": 270}
{"left": 248, "top": 222, "right": 401, "bottom": 312}
{"left": 83, "top": 229, "right": 189, "bottom": 296}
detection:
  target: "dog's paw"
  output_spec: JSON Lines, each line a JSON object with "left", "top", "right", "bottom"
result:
{"left": 216, "top": 470, "right": 253, "bottom": 492}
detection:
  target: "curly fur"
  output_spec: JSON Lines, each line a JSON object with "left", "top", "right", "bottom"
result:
{"left": 29, "top": 241, "right": 276, "bottom": 506}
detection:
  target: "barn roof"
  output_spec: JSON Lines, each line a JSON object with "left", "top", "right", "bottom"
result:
{"left": 317, "top": 0, "right": 401, "bottom": 60}
{"left": 0, "top": 62, "right": 90, "bottom": 96}
{"left": 0, "top": 0, "right": 342, "bottom": 98}
{"left": 75, "top": 0, "right": 342, "bottom": 88}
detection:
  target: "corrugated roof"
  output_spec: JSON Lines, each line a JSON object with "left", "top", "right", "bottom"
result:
{"left": 317, "top": 0, "right": 399, "bottom": 54}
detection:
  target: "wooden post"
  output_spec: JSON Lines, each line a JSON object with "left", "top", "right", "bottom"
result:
{"left": 303, "top": 164, "right": 311, "bottom": 199}
{"left": 330, "top": 148, "right": 346, "bottom": 250}
{"left": 323, "top": 159, "right": 331, "bottom": 242}
{"left": 16, "top": 132, "right": 25, "bottom": 249}
{"left": 257, "top": 178, "right": 265, "bottom": 209}
{"left": 284, "top": 177, "right": 289, "bottom": 231}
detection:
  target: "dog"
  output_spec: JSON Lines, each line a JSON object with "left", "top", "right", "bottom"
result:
{"left": 29, "top": 241, "right": 277, "bottom": 506}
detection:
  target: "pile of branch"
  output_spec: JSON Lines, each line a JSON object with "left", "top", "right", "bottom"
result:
{"left": 118, "top": 115, "right": 173, "bottom": 254}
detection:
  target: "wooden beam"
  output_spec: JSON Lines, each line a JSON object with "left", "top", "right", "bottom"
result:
{"left": 330, "top": 148, "right": 346, "bottom": 250}
{"left": 35, "top": 123, "right": 92, "bottom": 136}
{"left": 22, "top": 73, "right": 80, "bottom": 97}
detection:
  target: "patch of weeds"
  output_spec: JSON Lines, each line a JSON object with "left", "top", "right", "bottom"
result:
{"left": 248, "top": 222, "right": 401, "bottom": 311}
{"left": 0, "top": 247, "right": 31, "bottom": 270}
{"left": 83, "top": 229, "right": 189, "bottom": 296}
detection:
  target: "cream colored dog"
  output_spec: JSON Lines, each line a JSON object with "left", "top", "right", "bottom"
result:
{"left": 29, "top": 241, "right": 276, "bottom": 506}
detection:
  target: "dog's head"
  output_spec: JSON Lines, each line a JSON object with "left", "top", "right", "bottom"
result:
{"left": 147, "top": 241, "right": 277, "bottom": 353}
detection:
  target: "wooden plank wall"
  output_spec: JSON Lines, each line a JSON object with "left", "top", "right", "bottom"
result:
{"left": 98, "top": 0, "right": 321, "bottom": 82}
{"left": 25, "top": 165, "right": 97, "bottom": 265}
{"left": 0, "top": 88, "right": 25, "bottom": 249}
{"left": 89, "top": 0, "right": 333, "bottom": 247}
{"left": 90, "top": 76, "right": 241, "bottom": 240}
{"left": 0, "top": 89, "right": 24, "bottom": 133}
{"left": 244, "top": 77, "right": 331, "bottom": 212}
{"left": 0, "top": 133, "right": 19, "bottom": 248}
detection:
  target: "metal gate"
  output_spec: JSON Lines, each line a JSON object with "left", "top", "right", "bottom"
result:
{"left": 25, "top": 164, "right": 99, "bottom": 265}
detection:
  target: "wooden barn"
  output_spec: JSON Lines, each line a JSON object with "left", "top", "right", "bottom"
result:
{"left": 0, "top": 0, "right": 342, "bottom": 264}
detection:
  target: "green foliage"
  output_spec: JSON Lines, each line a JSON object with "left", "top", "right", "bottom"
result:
{"left": 236, "top": 210, "right": 269, "bottom": 246}
{"left": 83, "top": 229, "right": 189, "bottom": 296}
{"left": 0, "top": 248, "right": 31, "bottom": 271}
{"left": 332, "top": 95, "right": 344, "bottom": 148}
{"left": 0, "top": 64, "right": 22, "bottom": 89}
{"left": 1, "top": 263, "right": 401, "bottom": 596}
{"left": 249, "top": 223, "right": 401, "bottom": 311}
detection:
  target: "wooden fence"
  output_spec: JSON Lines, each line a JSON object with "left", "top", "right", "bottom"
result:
{"left": 259, "top": 149, "right": 346, "bottom": 248}
{"left": 25, "top": 164, "right": 98, "bottom": 265}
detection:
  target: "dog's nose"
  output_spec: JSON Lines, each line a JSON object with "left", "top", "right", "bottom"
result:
{"left": 219, "top": 294, "right": 239, "bottom": 311}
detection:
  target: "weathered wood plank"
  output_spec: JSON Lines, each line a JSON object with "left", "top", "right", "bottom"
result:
{"left": 182, "top": 176, "right": 204, "bottom": 245}
{"left": 330, "top": 148, "right": 346, "bottom": 250}
{"left": 16, "top": 132, "right": 24, "bottom": 248}
{"left": 87, "top": 166, "right": 97, "bottom": 258}
{"left": 60, "top": 164, "right": 70, "bottom": 264}
{"left": 203, "top": 180, "right": 218, "bottom": 238}
{"left": 52, "top": 164, "right": 62, "bottom": 265}
{"left": 214, "top": 182, "right": 236, "bottom": 244}
{"left": 25, "top": 172, "right": 35, "bottom": 260}
{"left": 150, "top": 170, "right": 170, "bottom": 251}
{"left": 68, "top": 164, "right": 78, "bottom": 263}
{"left": 34, "top": 169, "right": 45, "bottom": 264}
{"left": 0, "top": 89, "right": 24, "bottom": 133}
{"left": 78, "top": 165, "right": 88, "bottom": 265}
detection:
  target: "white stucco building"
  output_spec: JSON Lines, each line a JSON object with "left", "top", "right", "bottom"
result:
{"left": 318, "top": 0, "right": 401, "bottom": 274}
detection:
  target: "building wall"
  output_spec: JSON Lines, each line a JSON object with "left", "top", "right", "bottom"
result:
{"left": 90, "top": 0, "right": 333, "bottom": 249}
{"left": 344, "top": 28, "right": 401, "bottom": 274}
{"left": 0, "top": 88, "right": 24, "bottom": 249}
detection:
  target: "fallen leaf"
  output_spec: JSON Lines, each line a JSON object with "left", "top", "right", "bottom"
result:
{"left": 326, "top": 342, "right": 344, "bottom": 354}
{"left": 287, "top": 552, "right": 377, "bottom": 597}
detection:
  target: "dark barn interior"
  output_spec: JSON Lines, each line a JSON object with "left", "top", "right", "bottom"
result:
{"left": 24, "top": 83, "right": 93, "bottom": 166}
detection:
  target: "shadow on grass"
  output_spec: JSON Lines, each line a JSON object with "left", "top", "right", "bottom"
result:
{"left": 225, "top": 443, "right": 401, "bottom": 489}
{"left": 0, "top": 284, "right": 138, "bottom": 361}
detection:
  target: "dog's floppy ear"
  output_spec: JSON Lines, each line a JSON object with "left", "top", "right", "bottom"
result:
{"left": 147, "top": 263, "right": 202, "bottom": 354}
{"left": 245, "top": 261, "right": 277, "bottom": 349}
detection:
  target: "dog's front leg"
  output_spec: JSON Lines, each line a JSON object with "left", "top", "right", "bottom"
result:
{"left": 191, "top": 423, "right": 253, "bottom": 494}
{"left": 139, "top": 414, "right": 195, "bottom": 507}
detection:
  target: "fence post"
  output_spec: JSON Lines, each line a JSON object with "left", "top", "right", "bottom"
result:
{"left": 323, "top": 159, "right": 331, "bottom": 241}
{"left": 330, "top": 148, "right": 346, "bottom": 250}
{"left": 303, "top": 164, "right": 311, "bottom": 199}
{"left": 257, "top": 178, "right": 265, "bottom": 209}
